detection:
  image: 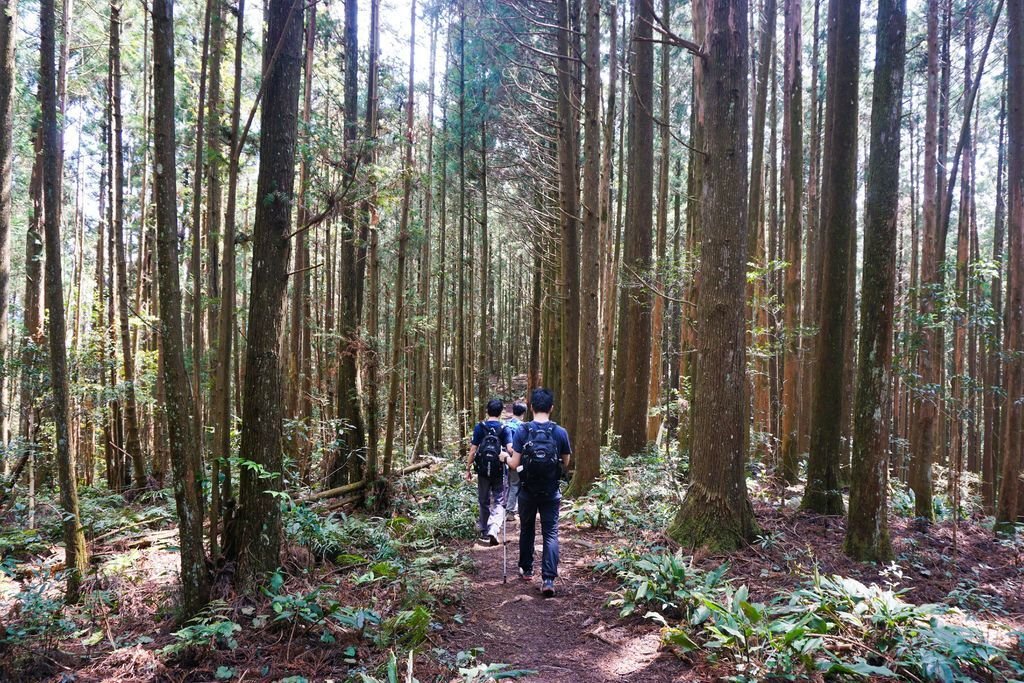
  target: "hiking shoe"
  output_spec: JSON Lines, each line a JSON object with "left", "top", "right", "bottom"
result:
{"left": 519, "top": 567, "right": 533, "bottom": 581}
{"left": 541, "top": 579, "right": 555, "bottom": 597}
{"left": 488, "top": 534, "right": 499, "bottom": 546}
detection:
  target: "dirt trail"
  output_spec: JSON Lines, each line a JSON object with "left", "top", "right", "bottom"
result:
{"left": 441, "top": 516, "right": 699, "bottom": 682}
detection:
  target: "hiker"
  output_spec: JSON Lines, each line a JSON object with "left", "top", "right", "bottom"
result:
{"left": 503, "top": 402, "right": 527, "bottom": 519}
{"left": 466, "top": 398, "right": 510, "bottom": 546}
{"left": 507, "top": 387, "right": 571, "bottom": 597}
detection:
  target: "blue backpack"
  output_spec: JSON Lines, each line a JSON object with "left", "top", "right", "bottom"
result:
{"left": 521, "top": 421, "right": 562, "bottom": 496}
{"left": 475, "top": 423, "right": 504, "bottom": 478}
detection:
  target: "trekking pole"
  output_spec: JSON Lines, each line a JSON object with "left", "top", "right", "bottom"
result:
{"left": 502, "top": 464, "right": 508, "bottom": 584}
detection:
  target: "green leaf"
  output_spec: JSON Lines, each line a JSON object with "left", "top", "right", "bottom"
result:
{"left": 662, "top": 627, "right": 699, "bottom": 652}
{"left": 215, "top": 666, "right": 236, "bottom": 680}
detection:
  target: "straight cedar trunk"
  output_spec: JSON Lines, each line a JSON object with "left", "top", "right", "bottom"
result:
{"left": 40, "top": 0, "right": 88, "bottom": 601}
{"left": 207, "top": 0, "right": 230, "bottom": 552}
{"left": 613, "top": 0, "right": 654, "bottom": 457}
{"left": 845, "top": 0, "right": 906, "bottom": 563}
{"left": 747, "top": 0, "right": 776, "bottom": 447}
{"left": 288, "top": 0, "right": 315, "bottom": 482}
{"left": 599, "top": 0, "right": 619, "bottom": 443}
{"left": 434, "top": 94, "right": 450, "bottom": 452}
{"left": 800, "top": 0, "right": 823, "bottom": 456}
{"left": 152, "top": 0, "right": 210, "bottom": 617}
{"left": 477, "top": 90, "right": 490, "bottom": 420}
{"left": 778, "top": 0, "right": 803, "bottom": 484}
{"left": 0, "top": 0, "right": 12, "bottom": 456}
{"left": 456, "top": 1, "right": 468, "bottom": 461}
{"left": 996, "top": 0, "right": 1023, "bottom": 531}
{"left": 362, "top": 0, "right": 381, "bottom": 482}
{"left": 801, "top": 0, "right": 859, "bottom": 515}
{"left": 984, "top": 84, "right": 1006, "bottom": 514}
{"left": 329, "top": 0, "right": 366, "bottom": 488}
{"left": 110, "top": 2, "right": 146, "bottom": 490}
{"left": 211, "top": 0, "right": 245, "bottom": 552}
{"left": 382, "top": 0, "right": 416, "bottom": 477}
{"left": 567, "top": 0, "right": 601, "bottom": 496}
{"left": 234, "top": 0, "right": 303, "bottom": 586}
{"left": 668, "top": 0, "right": 758, "bottom": 551}
{"left": 556, "top": 0, "right": 580, "bottom": 438}
{"left": 910, "top": 0, "right": 941, "bottom": 520}
{"left": 414, "top": 15, "right": 437, "bottom": 456}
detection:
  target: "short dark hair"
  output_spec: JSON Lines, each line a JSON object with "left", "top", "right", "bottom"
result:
{"left": 512, "top": 402, "right": 527, "bottom": 417}
{"left": 530, "top": 387, "right": 554, "bottom": 413}
{"left": 486, "top": 398, "right": 504, "bottom": 417}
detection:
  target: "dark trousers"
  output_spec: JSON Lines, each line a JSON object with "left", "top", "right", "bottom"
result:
{"left": 477, "top": 473, "right": 506, "bottom": 538}
{"left": 518, "top": 488, "right": 561, "bottom": 579}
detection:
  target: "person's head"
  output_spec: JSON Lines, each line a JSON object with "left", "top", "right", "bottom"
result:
{"left": 530, "top": 387, "right": 554, "bottom": 414}
{"left": 512, "top": 402, "right": 527, "bottom": 418}
{"left": 486, "top": 398, "right": 504, "bottom": 417}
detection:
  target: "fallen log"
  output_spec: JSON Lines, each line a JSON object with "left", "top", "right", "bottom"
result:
{"left": 298, "top": 458, "right": 436, "bottom": 504}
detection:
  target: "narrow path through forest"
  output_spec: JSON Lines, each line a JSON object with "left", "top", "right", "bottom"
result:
{"left": 441, "top": 516, "right": 698, "bottom": 682}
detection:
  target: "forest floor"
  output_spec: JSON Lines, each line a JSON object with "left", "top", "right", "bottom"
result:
{"left": 2, "top": 465, "right": 1024, "bottom": 682}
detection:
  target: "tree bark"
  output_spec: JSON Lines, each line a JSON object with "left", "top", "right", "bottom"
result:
{"left": 996, "top": 0, "right": 1023, "bottom": 530}
{"left": 778, "top": 0, "right": 803, "bottom": 484}
{"left": 845, "top": 0, "right": 906, "bottom": 562}
{"left": 41, "top": 0, "right": 88, "bottom": 601}
{"left": 152, "top": 0, "right": 210, "bottom": 616}
{"left": 801, "top": 0, "right": 860, "bottom": 515}
{"left": 566, "top": 0, "right": 601, "bottom": 496}
{"left": 0, "top": 0, "right": 13, "bottom": 457}
{"left": 233, "top": 0, "right": 304, "bottom": 585}
{"left": 612, "top": 0, "right": 655, "bottom": 457}
{"left": 667, "top": 0, "right": 758, "bottom": 551}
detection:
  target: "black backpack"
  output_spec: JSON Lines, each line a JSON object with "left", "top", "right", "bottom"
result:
{"left": 475, "top": 423, "right": 504, "bottom": 478}
{"left": 520, "top": 421, "right": 562, "bottom": 495}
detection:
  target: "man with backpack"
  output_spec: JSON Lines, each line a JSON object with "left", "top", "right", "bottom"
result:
{"left": 466, "top": 398, "right": 511, "bottom": 546}
{"left": 503, "top": 402, "right": 528, "bottom": 519}
{"left": 507, "top": 387, "right": 571, "bottom": 597}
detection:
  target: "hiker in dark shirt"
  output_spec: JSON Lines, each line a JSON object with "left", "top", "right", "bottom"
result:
{"left": 507, "top": 387, "right": 571, "bottom": 597}
{"left": 466, "top": 398, "right": 511, "bottom": 545}
{"left": 503, "top": 402, "right": 527, "bottom": 519}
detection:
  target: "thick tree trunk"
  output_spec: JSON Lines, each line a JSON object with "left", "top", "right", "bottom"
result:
{"left": 0, "top": 0, "right": 12, "bottom": 457}
{"left": 567, "top": 0, "right": 601, "bottom": 496}
{"left": 984, "top": 82, "right": 1006, "bottom": 515}
{"left": 910, "top": 0, "right": 941, "bottom": 520}
{"left": 556, "top": 0, "right": 580, "bottom": 438}
{"left": 778, "top": 0, "right": 803, "bottom": 484}
{"left": 612, "top": 0, "right": 655, "bottom": 457}
{"left": 41, "top": 0, "right": 88, "bottom": 601}
{"left": 801, "top": 0, "right": 860, "bottom": 515}
{"left": 382, "top": 0, "right": 416, "bottom": 477}
{"left": 152, "top": 0, "right": 210, "bottom": 617}
{"left": 330, "top": 0, "right": 366, "bottom": 488}
{"left": 110, "top": 2, "right": 146, "bottom": 490}
{"left": 667, "top": 0, "right": 758, "bottom": 551}
{"left": 845, "top": 0, "right": 906, "bottom": 562}
{"left": 996, "top": 0, "right": 1023, "bottom": 530}
{"left": 234, "top": 0, "right": 304, "bottom": 585}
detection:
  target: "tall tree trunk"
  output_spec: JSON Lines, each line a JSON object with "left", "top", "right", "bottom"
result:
{"left": 910, "top": 0, "right": 941, "bottom": 520}
{"left": 612, "top": 0, "right": 654, "bottom": 457}
{"left": 801, "top": 0, "right": 860, "bottom": 515}
{"left": 567, "top": 0, "right": 601, "bottom": 496}
{"left": 845, "top": 0, "right": 906, "bottom": 562}
{"left": 234, "top": 0, "right": 304, "bottom": 583}
{"left": 778, "top": 0, "right": 803, "bottom": 484}
{"left": 362, "top": 0, "right": 381, "bottom": 482}
{"left": 211, "top": 0, "right": 245, "bottom": 553}
{"left": 984, "top": 78, "right": 1006, "bottom": 515}
{"left": 110, "top": 1, "right": 146, "bottom": 490}
{"left": 41, "top": 0, "right": 88, "bottom": 601}
{"left": 152, "top": 0, "right": 210, "bottom": 617}
{"left": 382, "top": 0, "right": 416, "bottom": 477}
{"left": 996, "top": 0, "right": 1023, "bottom": 530}
{"left": 556, "top": 0, "right": 580, "bottom": 438}
{"left": 0, "top": 0, "right": 13, "bottom": 458}
{"left": 667, "top": 0, "right": 758, "bottom": 550}
{"left": 330, "top": 0, "right": 366, "bottom": 488}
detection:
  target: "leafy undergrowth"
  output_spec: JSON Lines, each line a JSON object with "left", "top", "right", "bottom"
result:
{"left": 570, "top": 450, "right": 1024, "bottom": 682}
{"left": 0, "top": 459, "right": 527, "bottom": 682}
